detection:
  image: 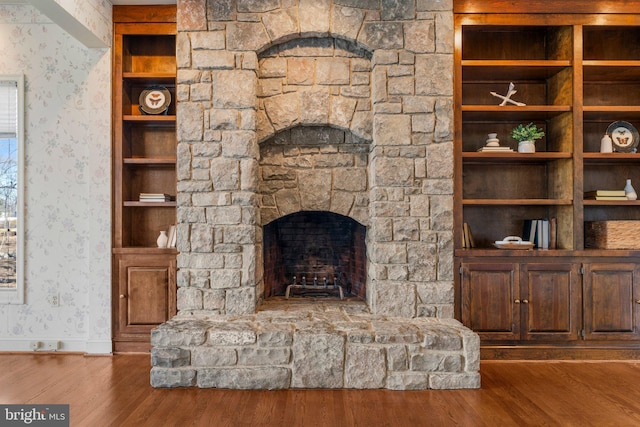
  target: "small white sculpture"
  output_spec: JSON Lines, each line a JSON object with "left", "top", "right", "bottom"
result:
{"left": 491, "top": 82, "right": 526, "bottom": 106}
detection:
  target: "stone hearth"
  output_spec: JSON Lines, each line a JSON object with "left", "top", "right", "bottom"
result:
{"left": 151, "top": 0, "right": 480, "bottom": 390}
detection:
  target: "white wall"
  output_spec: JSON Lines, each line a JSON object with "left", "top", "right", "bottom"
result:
{"left": 0, "top": 4, "right": 112, "bottom": 353}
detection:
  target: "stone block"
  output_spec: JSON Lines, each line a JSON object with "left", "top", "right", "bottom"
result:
{"left": 300, "top": 0, "right": 331, "bottom": 36}
{"left": 300, "top": 87, "right": 330, "bottom": 124}
{"left": 210, "top": 157, "right": 239, "bottom": 191}
{"left": 192, "top": 50, "right": 235, "bottom": 69}
{"left": 344, "top": 345, "right": 386, "bottom": 389}
{"left": 350, "top": 111, "right": 373, "bottom": 140}
{"left": 178, "top": 102, "right": 204, "bottom": 142}
{"left": 207, "top": 322, "right": 256, "bottom": 346}
{"left": 411, "top": 353, "right": 462, "bottom": 372}
{"left": 212, "top": 70, "right": 256, "bottom": 109}
{"left": 371, "top": 157, "right": 413, "bottom": 186}
{"left": 292, "top": 330, "right": 345, "bottom": 388}
{"left": 373, "top": 321, "right": 421, "bottom": 344}
{"left": 361, "top": 22, "right": 404, "bottom": 50}
{"left": 416, "top": 54, "right": 453, "bottom": 96}
{"left": 151, "top": 319, "right": 210, "bottom": 347}
{"left": 333, "top": 168, "right": 367, "bottom": 192}
{"left": 317, "top": 58, "right": 350, "bottom": 85}
{"left": 150, "top": 368, "right": 197, "bottom": 388}
{"left": 178, "top": 0, "right": 207, "bottom": 31}
{"left": 262, "top": 8, "right": 299, "bottom": 43}
{"left": 264, "top": 92, "right": 300, "bottom": 131}
{"left": 429, "top": 373, "right": 480, "bottom": 390}
{"left": 151, "top": 347, "right": 191, "bottom": 368}
{"left": 382, "top": 0, "right": 415, "bottom": 20}
{"left": 387, "top": 345, "right": 408, "bottom": 371}
{"left": 372, "top": 282, "right": 416, "bottom": 318}
{"left": 192, "top": 347, "right": 237, "bottom": 366}
{"left": 203, "top": 289, "right": 226, "bottom": 310}
{"left": 225, "top": 286, "right": 256, "bottom": 314}
{"left": 210, "top": 269, "right": 241, "bottom": 289}
{"left": 331, "top": 6, "right": 366, "bottom": 41}
{"left": 374, "top": 114, "right": 411, "bottom": 145}
{"left": 226, "top": 22, "right": 270, "bottom": 51}
{"left": 238, "top": 347, "right": 291, "bottom": 365}
{"left": 405, "top": 20, "right": 435, "bottom": 53}
{"left": 386, "top": 372, "right": 430, "bottom": 390}
{"left": 178, "top": 287, "right": 203, "bottom": 310}
{"left": 197, "top": 367, "right": 291, "bottom": 389}
{"left": 258, "top": 323, "right": 294, "bottom": 347}
{"left": 237, "top": 0, "right": 279, "bottom": 13}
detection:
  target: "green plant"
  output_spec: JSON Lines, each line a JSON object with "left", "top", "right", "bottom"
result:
{"left": 510, "top": 123, "right": 545, "bottom": 142}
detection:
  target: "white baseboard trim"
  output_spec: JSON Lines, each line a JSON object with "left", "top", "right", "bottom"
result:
{"left": 0, "top": 338, "right": 112, "bottom": 355}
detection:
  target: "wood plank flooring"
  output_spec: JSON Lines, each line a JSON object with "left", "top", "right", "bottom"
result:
{"left": 1, "top": 354, "right": 640, "bottom": 426}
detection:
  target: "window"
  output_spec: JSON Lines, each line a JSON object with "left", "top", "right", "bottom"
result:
{"left": 0, "top": 75, "right": 24, "bottom": 304}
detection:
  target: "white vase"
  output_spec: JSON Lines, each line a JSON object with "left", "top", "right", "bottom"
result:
{"left": 518, "top": 140, "right": 535, "bottom": 153}
{"left": 600, "top": 134, "right": 613, "bottom": 153}
{"left": 157, "top": 230, "right": 168, "bottom": 248}
{"left": 625, "top": 179, "right": 638, "bottom": 200}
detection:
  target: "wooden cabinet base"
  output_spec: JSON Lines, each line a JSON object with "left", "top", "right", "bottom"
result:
{"left": 481, "top": 345, "right": 640, "bottom": 360}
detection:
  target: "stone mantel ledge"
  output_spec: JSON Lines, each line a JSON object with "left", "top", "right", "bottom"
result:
{"left": 150, "top": 300, "right": 480, "bottom": 390}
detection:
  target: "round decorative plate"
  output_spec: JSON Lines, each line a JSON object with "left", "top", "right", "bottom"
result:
{"left": 139, "top": 86, "right": 171, "bottom": 115}
{"left": 607, "top": 121, "right": 639, "bottom": 153}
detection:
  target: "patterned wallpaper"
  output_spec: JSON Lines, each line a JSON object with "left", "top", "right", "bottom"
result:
{"left": 0, "top": 4, "right": 112, "bottom": 353}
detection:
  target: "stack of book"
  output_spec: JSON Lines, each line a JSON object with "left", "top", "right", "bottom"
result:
{"left": 477, "top": 146, "right": 513, "bottom": 152}
{"left": 462, "top": 222, "right": 476, "bottom": 248}
{"left": 139, "top": 193, "right": 173, "bottom": 202}
{"left": 164, "top": 224, "right": 177, "bottom": 248}
{"left": 584, "top": 190, "right": 627, "bottom": 201}
{"left": 522, "top": 218, "right": 557, "bottom": 249}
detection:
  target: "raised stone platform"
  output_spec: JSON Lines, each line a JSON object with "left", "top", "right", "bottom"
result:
{"left": 150, "top": 299, "right": 480, "bottom": 390}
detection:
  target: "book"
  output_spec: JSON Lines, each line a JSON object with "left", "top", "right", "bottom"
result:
{"left": 541, "top": 218, "right": 549, "bottom": 249}
{"left": 462, "top": 222, "right": 476, "bottom": 248}
{"left": 139, "top": 193, "right": 173, "bottom": 202}
{"left": 549, "top": 217, "right": 557, "bottom": 249}
{"left": 166, "top": 224, "right": 176, "bottom": 248}
{"left": 584, "top": 190, "right": 626, "bottom": 197}
{"left": 477, "top": 146, "right": 513, "bottom": 152}
{"left": 586, "top": 196, "right": 629, "bottom": 201}
{"left": 522, "top": 219, "right": 537, "bottom": 245}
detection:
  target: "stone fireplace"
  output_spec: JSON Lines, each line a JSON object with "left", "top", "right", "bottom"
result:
{"left": 151, "top": 0, "right": 480, "bottom": 390}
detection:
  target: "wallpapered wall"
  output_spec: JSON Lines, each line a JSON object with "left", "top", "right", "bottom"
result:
{"left": 0, "top": 4, "right": 112, "bottom": 353}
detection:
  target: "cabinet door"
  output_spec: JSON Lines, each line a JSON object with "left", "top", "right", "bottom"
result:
{"left": 521, "top": 263, "right": 581, "bottom": 341}
{"left": 461, "top": 263, "right": 520, "bottom": 340}
{"left": 583, "top": 263, "right": 640, "bottom": 341}
{"left": 115, "top": 254, "right": 176, "bottom": 338}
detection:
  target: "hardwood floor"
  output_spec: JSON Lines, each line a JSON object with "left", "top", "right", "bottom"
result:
{"left": 1, "top": 354, "right": 639, "bottom": 426}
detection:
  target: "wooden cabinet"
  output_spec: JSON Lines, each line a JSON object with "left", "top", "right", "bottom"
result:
{"left": 454, "top": 1, "right": 640, "bottom": 357}
{"left": 112, "top": 5, "right": 177, "bottom": 353}
{"left": 583, "top": 263, "right": 640, "bottom": 341}
{"left": 461, "top": 262, "right": 580, "bottom": 342}
{"left": 113, "top": 252, "right": 176, "bottom": 352}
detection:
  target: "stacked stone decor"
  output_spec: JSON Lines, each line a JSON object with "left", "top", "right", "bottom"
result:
{"left": 153, "top": 0, "right": 479, "bottom": 390}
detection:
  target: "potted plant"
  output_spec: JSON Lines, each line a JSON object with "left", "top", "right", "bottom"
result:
{"left": 511, "top": 123, "right": 545, "bottom": 153}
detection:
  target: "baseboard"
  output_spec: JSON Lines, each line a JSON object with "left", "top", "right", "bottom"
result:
{"left": 481, "top": 345, "right": 640, "bottom": 360}
{"left": 0, "top": 338, "right": 112, "bottom": 355}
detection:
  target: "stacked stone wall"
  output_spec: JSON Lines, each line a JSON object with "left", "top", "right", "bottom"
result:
{"left": 176, "top": 0, "right": 455, "bottom": 317}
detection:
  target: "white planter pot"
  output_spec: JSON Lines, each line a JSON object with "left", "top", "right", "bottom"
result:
{"left": 518, "top": 140, "right": 536, "bottom": 153}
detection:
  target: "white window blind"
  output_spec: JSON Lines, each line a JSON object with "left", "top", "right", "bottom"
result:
{"left": 0, "top": 80, "right": 18, "bottom": 138}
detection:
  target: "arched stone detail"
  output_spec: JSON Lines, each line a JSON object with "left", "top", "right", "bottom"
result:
{"left": 259, "top": 126, "right": 369, "bottom": 227}
{"left": 256, "top": 37, "right": 373, "bottom": 143}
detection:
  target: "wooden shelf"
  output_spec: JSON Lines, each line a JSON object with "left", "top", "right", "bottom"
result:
{"left": 455, "top": 2, "right": 640, "bottom": 355}
{"left": 462, "top": 199, "right": 572, "bottom": 206}
{"left": 123, "top": 157, "right": 176, "bottom": 165}
{"left": 123, "top": 115, "right": 176, "bottom": 122}
{"left": 463, "top": 152, "right": 571, "bottom": 163}
{"left": 112, "top": 5, "right": 177, "bottom": 353}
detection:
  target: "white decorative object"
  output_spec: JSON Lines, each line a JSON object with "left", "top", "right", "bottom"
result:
{"left": 486, "top": 133, "right": 500, "bottom": 147}
{"left": 518, "top": 140, "right": 536, "bottom": 153}
{"left": 157, "top": 230, "right": 168, "bottom": 247}
{"left": 490, "top": 82, "right": 526, "bottom": 106}
{"left": 600, "top": 134, "right": 613, "bottom": 153}
{"left": 625, "top": 179, "right": 638, "bottom": 200}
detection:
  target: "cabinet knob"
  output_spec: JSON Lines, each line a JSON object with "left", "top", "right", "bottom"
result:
{"left": 522, "top": 299, "right": 529, "bottom": 304}
{"left": 514, "top": 299, "right": 521, "bottom": 304}
{"left": 635, "top": 300, "right": 640, "bottom": 304}
{"left": 119, "top": 294, "right": 126, "bottom": 299}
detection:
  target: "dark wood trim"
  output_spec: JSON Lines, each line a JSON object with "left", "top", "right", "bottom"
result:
{"left": 482, "top": 345, "right": 640, "bottom": 360}
{"left": 454, "top": 0, "right": 640, "bottom": 14}
{"left": 113, "top": 5, "right": 176, "bottom": 24}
